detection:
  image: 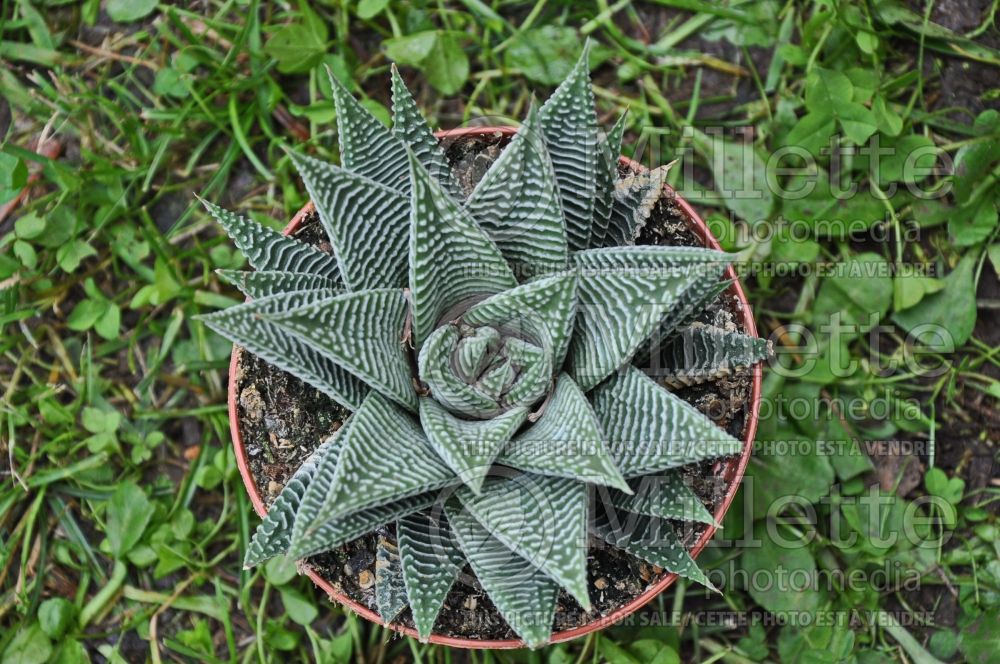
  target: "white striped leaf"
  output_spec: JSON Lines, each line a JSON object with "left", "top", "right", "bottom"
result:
{"left": 285, "top": 414, "right": 355, "bottom": 558}
{"left": 420, "top": 398, "right": 528, "bottom": 494}
{"left": 605, "top": 472, "right": 717, "bottom": 526}
{"left": 197, "top": 290, "right": 369, "bottom": 411}
{"left": 201, "top": 200, "right": 340, "bottom": 279}
{"left": 674, "top": 279, "right": 734, "bottom": 329}
{"left": 568, "top": 247, "right": 732, "bottom": 390}
{"left": 591, "top": 506, "right": 715, "bottom": 590}
{"left": 454, "top": 326, "right": 501, "bottom": 380}
{"left": 634, "top": 269, "right": 733, "bottom": 367}
{"left": 567, "top": 266, "right": 707, "bottom": 391}
{"left": 397, "top": 511, "right": 466, "bottom": 641}
{"left": 408, "top": 152, "right": 518, "bottom": 348}
{"left": 445, "top": 500, "right": 559, "bottom": 648}
{"left": 498, "top": 337, "right": 550, "bottom": 407}
{"left": 390, "top": 65, "right": 460, "bottom": 197}
{"left": 328, "top": 70, "right": 410, "bottom": 192}
{"left": 217, "top": 269, "right": 337, "bottom": 300}
{"left": 244, "top": 435, "right": 342, "bottom": 567}
{"left": 455, "top": 474, "right": 591, "bottom": 610}
{"left": 478, "top": 356, "right": 512, "bottom": 398}
{"left": 292, "top": 391, "right": 457, "bottom": 541}
{"left": 539, "top": 42, "right": 598, "bottom": 252}
{"left": 290, "top": 492, "right": 439, "bottom": 560}
{"left": 590, "top": 366, "right": 743, "bottom": 478}
{"left": 658, "top": 325, "right": 771, "bottom": 389}
{"left": 635, "top": 279, "right": 734, "bottom": 369}
{"left": 375, "top": 536, "right": 409, "bottom": 623}
{"left": 255, "top": 418, "right": 439, "bottom": 561}
{"left": 591, "top": 111, "right": 627, "bottom": 247}
{"left": 499, "top": 374, "right": 628, "bottom": 492}
{"left": 574, "top": 245, "right": 731, "bottom": 270}
{"left": 602, "top": 166, "right": 670, "bottom": 247}
{"left": 263, "top": 288, "right": 417, "bottom": 411}
{"left": 463, "top": 273, "right": 578, "bottom": 372}
{"left": 465, "top": 103, "right": 568, "bottom": 275}
{"left": 289, "top": 151, "right": 410, "bottom": 290}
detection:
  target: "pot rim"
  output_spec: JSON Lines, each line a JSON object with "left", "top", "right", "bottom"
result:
{"left": 228, "top": 125, "right": 762, "bottom": 649}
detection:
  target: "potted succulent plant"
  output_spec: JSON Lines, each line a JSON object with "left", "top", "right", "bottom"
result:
{"left": 199, "top": 44, "right": 768, "bottom": 648}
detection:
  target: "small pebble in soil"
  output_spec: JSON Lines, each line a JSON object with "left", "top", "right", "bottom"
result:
{"left": 264, "top": 415, "right": 288, "bottom": 437}
{"left": 240, "top": 385, "right": 264, "bottom": 420}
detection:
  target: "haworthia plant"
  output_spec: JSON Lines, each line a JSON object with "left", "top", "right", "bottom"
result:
{"left": 198, "top": 42, "right": 769, "bottom": 648}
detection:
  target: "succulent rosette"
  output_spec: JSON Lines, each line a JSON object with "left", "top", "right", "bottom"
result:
{"left": 199, "top": 44, "right": 769, "bottom": 647}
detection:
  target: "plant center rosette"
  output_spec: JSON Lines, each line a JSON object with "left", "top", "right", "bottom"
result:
{"left": 420, "top": 315, "right": 554, "bottom": 422}
{"left": 200, "top": 42, "right": 770, "bottom": 648}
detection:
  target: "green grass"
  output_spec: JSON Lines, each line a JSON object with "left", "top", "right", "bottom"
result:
{"left": 1, "top": 1, "right": 999, "bottom": 662}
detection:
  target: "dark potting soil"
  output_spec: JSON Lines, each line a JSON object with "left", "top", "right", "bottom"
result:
{"left": 236, "top": 134, "right": 754, "bottom": 642}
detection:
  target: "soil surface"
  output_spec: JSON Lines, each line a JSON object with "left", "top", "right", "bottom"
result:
{"left": 235, "top": 134, "right": 755, "bottom": 641}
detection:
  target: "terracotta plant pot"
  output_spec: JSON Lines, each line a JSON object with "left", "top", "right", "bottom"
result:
{"left": 229, "top": 126, "right": 763, "bottom": 649}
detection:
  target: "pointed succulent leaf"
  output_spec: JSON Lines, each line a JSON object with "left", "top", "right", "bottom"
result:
{"left": 201, "top": 200, "right": 340, "bottom": 279}
{"left": 454, "top": 327, "right": 501, "bottom": 380}
{"left": 295, "top": 392, "right": 457, "bottom": 535}
{"left": 591, "top": 506, "right": 716, "bottom": 590}
{"left": 375, "top": 536, "right": 409, "bottom": 623}
{"left": 606, "top": 472, "right": 716, "bottom": 526}
{"left": 568, "top": 266, "right": 708, "bottom": 391}
{"left": 283, "top": 414, "right": 353, "bottom": 558}
{"left": 465, "top": 103, "right": 568, "bottom": 275}
{"left": 253, "top": 422, "right": 435, "bottom": 562}
{"left": 675, "top": 279, "right": 734, "bottom": 329}
{"left": 568, "top": 247, "right": 733, "bottom": 390}
{"left": 328, "top": 70, "right": 410, "bottom": 191}
{"left": 420, "top": 398, "right": 528, "bottom": 494}
{"left": 390, "top": 65, "right": 460, "bottom": 197}
{"left": 244, "top": 435, "right": 342, "bottom": 567}
{"left": 217, "top": 269, "right": 338, "bottom": 300}
{"left": 283, "top": 403, "right": 446, "bottom": 560}
{"left": 263, "top": 288, "right": 417, "bottom": 411}
{"left": 455, "top": 474, "right": 591, "bottom": 610}
{"left": 445, "top": 500, "right": 559, "bottom": 648}
{"left": 497, "top": 338, "right": 550, "bottom": 406}
{"left": 574, "top": 245, "right": 731, "bottom": 270}
{"left": 289, "top": 151, "right": 410, "bottom": 290}
{"left": 635, "top": 278, "right": 735, "bottom": 371}
{"left": 538, "top": 42, "right": 598, "bottom": 252}
{"left": 397, "top": 511, "right": 466, "bottom": 641}
{"left": 291, "top": 492, "right": 439, "bottom": 560}
{"left": 477, "top": 357, "right": 513, "bottom": 398}
{"left": 197, "top": 291, "right": 369, "bottom": 411}
{"left": 463, "top": 273, "right": 578, "bottom": 371}
{"left": 408, "top": 152, "right": 518, "bottom": 348}
{"left": 591, "top": 366, "right": 743, "bottom": 478}
{"left": 591, "top": 112, "right": 628, "bottom": 247}
{"left": 499, "top": 374, "right": 628, "bottom": 491}
{"left": 602, "top": 166, "right": 670, "bottom": 247}
{"left": 657, "top": 325, "right": 771, "bottom": 388}
{"left": 634, "top": 271, "right": 733, "bottom": 366}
